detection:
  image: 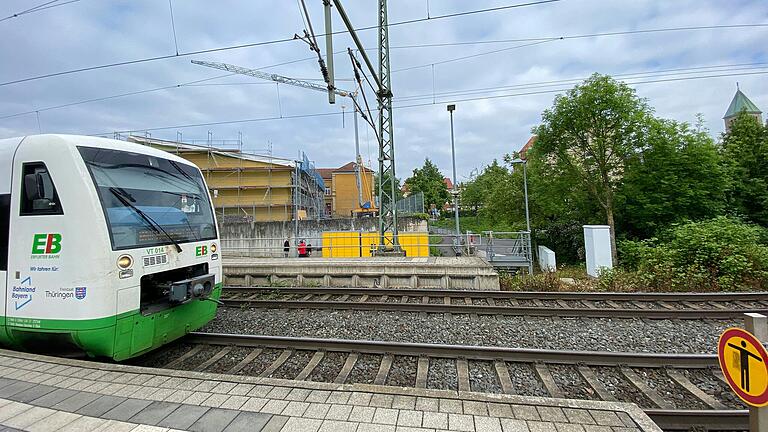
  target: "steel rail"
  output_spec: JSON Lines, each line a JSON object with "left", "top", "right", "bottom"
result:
{"left": 220, "top": 298, "right": 767, "bottom": 319}
{"left": 223, "top": 286, "right": 768, "bottom": 302}
{"left": 187, "top": 332, "right": 717, "bottom": 368}
{"left": 180, "top": 333, "right": 742, "bottom": 430}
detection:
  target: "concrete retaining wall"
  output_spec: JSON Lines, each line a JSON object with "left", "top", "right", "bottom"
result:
{"left": 223, "top": 257, "right": 500, "bottom": 290}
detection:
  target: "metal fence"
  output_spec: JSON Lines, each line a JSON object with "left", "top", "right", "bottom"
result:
{"left": 483, "top": 231, "right": 533, "bottom": 274}
{"left": 396, "top": 192, "right": 425, "bottom": 215}
{"left": 220, "top": 232, "right": 478, "bottom": 258}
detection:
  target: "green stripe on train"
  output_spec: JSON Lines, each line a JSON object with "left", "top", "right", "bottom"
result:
{"left": 0, "top": 283, "right": 222, "bottom": 361}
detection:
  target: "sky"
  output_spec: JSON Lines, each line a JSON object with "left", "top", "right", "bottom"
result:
{"left": 0, "top": 0, "right": 766, "bottom": 182}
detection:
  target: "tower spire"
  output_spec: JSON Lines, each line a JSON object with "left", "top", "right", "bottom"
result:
{"left": 724, "top": 84, "right": 763, "bottom": 132}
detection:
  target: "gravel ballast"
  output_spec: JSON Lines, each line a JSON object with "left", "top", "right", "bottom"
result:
{"left": 347, "top": 354, "right": 379, "bottom": 384}
{"left": 506, "top": 363, "right": 548, "bottom": 397}
{"left": 549, "top": 365, "right": 599, "bottom": 400}
{"left": 308, "top": 352, "right": 346, "bottom": 382}
{"left": 427, "top": 358, "right": 458, "bottom": 390}
{"left": 386, "top": 356, "right": 417, "bottom": 387}
{"left": 204, "top": 308, "right": 735, "bottom": 353}
{"left": 469, "top": 360, "right": 503, "bottom": 393}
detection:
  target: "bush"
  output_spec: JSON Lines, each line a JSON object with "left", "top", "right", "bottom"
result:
{"left": 409, "top": 212, "right": 430, "bottom": 221}
{"left": 619, "top": 217, "right": 768, "bottom": 291}
{"left": 500, "top": 271, "right": 562, "bottom": 291}
{"left": 533, "top": 220, "right": 585, "bottom": 264}
{"left": 500, "top": 267, "right": 644, "bottom": 292}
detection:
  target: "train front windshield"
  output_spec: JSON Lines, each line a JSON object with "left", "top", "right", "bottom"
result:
{"left": 78, "top": 146, "right": 217, "bottom": 250}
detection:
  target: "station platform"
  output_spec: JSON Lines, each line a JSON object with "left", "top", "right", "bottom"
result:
{"left": 0, "top": 348, "right": 660, "bottom": 432}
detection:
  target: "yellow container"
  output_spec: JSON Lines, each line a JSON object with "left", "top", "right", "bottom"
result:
{"left": 321, "top": 231, "right": 429, "bottom": 257}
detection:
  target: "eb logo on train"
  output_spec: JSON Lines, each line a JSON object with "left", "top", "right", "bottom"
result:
{"left": 718, "top": 327, "right": 768, "bottom": 406}
{"left": 31, "top": 233, "right": 62, "bottom": 255}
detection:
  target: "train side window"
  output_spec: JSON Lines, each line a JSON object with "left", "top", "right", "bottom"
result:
{"left": 20, "top": 163, "right": 63, "bottom": 216}
{"left": 0, "top": 194, "right": 9, "bottom": 271}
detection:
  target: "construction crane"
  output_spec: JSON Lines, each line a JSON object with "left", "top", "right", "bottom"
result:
{"left": 190, "top": 60, "right": 375, "bottom": 216}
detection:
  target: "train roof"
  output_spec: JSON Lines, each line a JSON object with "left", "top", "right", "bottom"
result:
{"left": 0, "top": 134, "right": 200, "bottom": 194}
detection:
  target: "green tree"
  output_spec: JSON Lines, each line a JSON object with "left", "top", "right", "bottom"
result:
{"left": 479, "top": 163, "right": 520, "bottom": 226}
{"left": 618, "top": 118, "right": 727, "bottom": 238}
{"left": 462, "top": 160, "right": 510, "bottom": 213}
{"left": 532, "top": 73, "right": 653, "bottom": 262}
{"left": 404, "top": 158, "right": 450, "bottom": 210}
{"left": 722, "top": 112, "right": 768, "bottom": 225}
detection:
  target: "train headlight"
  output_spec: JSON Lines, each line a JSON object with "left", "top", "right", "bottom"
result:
{"left": 210, "top": 243, "right": 217, "bottom": 253}
{"left": 117, "top": 255, "right": 133, "bottom": 269}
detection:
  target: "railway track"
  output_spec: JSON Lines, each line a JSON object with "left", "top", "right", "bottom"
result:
{"left": 135, "top": 332, "right": 747, "bottom": 431}
{"left": 221, "top": 286, "right": 768, "bottom": 319}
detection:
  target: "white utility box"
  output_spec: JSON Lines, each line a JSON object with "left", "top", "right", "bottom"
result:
{"left": 583, "top": 225, "right": 613, "bottom": 277}
{"left": 538, "top": 246, "right": 557, "bottom": 272}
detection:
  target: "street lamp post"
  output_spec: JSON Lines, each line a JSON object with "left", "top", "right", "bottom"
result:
{"left": 447, "top": 104, "right": 461, "bottom": 255}
{"left": 511, "top": 158, "right": 532, "bottom": 274}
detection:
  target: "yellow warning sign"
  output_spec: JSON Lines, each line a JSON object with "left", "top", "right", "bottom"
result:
{"left": 718, "top": 327, "right": 768, "bottom": 407}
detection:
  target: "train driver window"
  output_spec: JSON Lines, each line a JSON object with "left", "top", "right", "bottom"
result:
{"left": 20, "top": 162, "right": 63, "bottom": 215}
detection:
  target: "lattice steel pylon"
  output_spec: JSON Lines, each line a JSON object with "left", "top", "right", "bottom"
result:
{"left": 326, "top": 0, "right": 402, "bottom": 253}
{"left": 376, "top": 0, "right": 400, "bottom": 252}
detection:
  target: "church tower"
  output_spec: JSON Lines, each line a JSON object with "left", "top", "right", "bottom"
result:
{"left": 724, "top": 85, "right": 763, "bottom": 133}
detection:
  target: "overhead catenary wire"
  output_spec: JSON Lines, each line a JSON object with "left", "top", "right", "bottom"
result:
{"left": 392, "top": 38, "right": 560, "bottom": 73}
{"left": 4, "top": 19, "right": 766, "bottom": 89}
{"left": 168, "top": 0, "right": 180, "bottom": 55}
{"left": 0, "top": 73, "right": 233, "bottom": 120}
{"left": 4, "top": 61, "right": 764, "bottom": 122}
{"left": 0, "top": 0, "right": 611, "bottom": 88}
{"left": 295, "top": 0, "right": 334, "bottom": 93}
{"left": 394, "top": 62, "right": 768, "bottom": 102}
{"left": 347, "top": 49, "right": 380, "bottom": 142}
{"left": 0, "top": 0, "right": 82, "bottom": 23}
{"left": 89, "top": 68, "right": 768, "bottom": 137}
{"left": 393, "top": 69, "right": 768, "bottom": 107}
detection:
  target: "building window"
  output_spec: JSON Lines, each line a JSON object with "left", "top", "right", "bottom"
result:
{"left": 325, "top": 187, "right": 332, "bottom": 196}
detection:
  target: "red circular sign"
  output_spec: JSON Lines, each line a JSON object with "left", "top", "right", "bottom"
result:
{"left": 718, "top": 327, "right": 768, "bottom": 407}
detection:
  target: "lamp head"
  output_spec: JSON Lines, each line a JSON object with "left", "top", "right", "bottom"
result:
{"left": 447, "top": 104, "right": 456, "bottom": 112}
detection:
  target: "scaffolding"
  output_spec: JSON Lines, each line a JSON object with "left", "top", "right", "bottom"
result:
{"left": 124, "top": 134, "right": 326, "bottom": 224}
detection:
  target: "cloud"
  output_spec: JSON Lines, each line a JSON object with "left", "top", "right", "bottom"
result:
{"left": 0, "top": 0, "right": 766, "bottom": 179}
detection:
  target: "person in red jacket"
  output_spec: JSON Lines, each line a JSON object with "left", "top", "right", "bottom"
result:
{"left": 298, "top": 240, "right": 307, "bottom": 257}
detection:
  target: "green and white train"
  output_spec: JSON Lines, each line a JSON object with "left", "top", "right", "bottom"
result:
{"left": 0, "top": 134, "right": 222, "bottom": 361}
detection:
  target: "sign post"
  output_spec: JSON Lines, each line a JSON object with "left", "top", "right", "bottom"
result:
{"left": 747, "top": 313, "right": 768, "bottom": 431}
{"left": 718, "top": 313, "right": 768, "bottom": 432}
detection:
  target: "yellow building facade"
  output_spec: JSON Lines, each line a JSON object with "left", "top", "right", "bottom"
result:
{"left": 319, "top": 162, "right": 375, "bottom": 218}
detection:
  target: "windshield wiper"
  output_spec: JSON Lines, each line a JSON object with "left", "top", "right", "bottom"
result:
{"left": 169, "top": 160, "right": 199, "bottom": 185}
{"left": 109, "top": 187, "right": 183, "bottom": 253}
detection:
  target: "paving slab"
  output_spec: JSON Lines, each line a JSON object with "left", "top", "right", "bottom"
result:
{"left": 0, "top": 348, "right": 662, "bottom": 432}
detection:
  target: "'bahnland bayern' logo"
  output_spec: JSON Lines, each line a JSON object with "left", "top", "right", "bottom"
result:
{"left": 31, "top": 234, "right": 62, "bottom": 255}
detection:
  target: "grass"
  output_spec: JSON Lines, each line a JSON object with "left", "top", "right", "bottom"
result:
{"left": 429, "top": 235, "right": 443, "bottom": 244}
{"left": 498, "top": 264, "right": 761, "bottom": 293}
{"left": 431, "top": 216, "right": 522, "bottom": 234}
{"left": 499, "top": 268, "right": 640, "bottom": 293}
{"left": 429, "top": 235, "right": 444, "bottom": 257}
